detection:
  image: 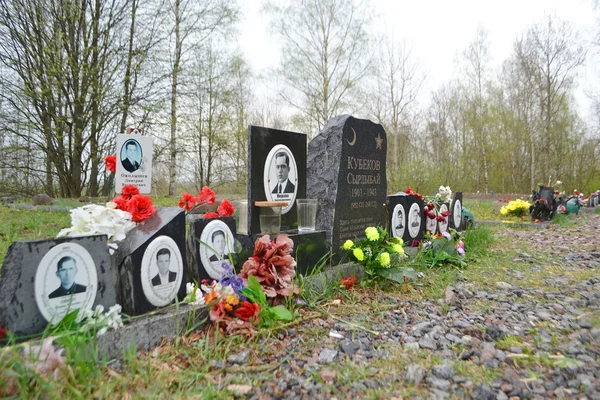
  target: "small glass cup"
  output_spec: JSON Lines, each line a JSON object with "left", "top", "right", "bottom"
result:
{"left": 296, "top": 199, "right": 318, "bottom": 232}
{"left": 259, "top": 206, "right": 282, "bottom": 235}
{"left": 237, "top": 199, "right": 248, "bottom": 235}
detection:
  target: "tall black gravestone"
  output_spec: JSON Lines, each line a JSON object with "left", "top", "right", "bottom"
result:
{"left": 387, "top": 193, "right": 425, "bottom": 244}
{"left": 307, "top": 115, "right": 387, "bottom": 260}
{"left": 247, "top": 126, "right": 307, "bottom": 234}
{"left": 0, "top": 235, "right": 115, "bottom": 336}
{"left": 113, "top": 207, "right": 186, "bottom": 315}
{"left": 449, "top": 192, "right": 463, "bottom": 230}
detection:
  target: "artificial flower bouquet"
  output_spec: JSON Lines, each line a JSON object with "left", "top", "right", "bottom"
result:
{"left": 178, "top": 186, "right": 235, "bottom": 219}
{"left": 184, "top": 234, "right": 298, "bottom": 337}
{"left": 500, "top": 199, "right": 532, "bottom": 218}
{"left": 341, "top": 226, "right": 415, "bottom": 284}
{"left": 423, "top": 185, "right": 453, "bottom": 224}
{"left": 417, "top": 229, "right": 466, "bottom": 269}
{"left": 57, "top": 185, "right": 155, "bottom": 253}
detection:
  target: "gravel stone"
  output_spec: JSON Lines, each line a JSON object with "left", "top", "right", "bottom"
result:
{"left": 419, "top": 336, "right": 438, "bottom": 350}
{"left": 227, "top": 351, "right": 249, "bottom": 364}
{"left": 318, "top": 349, "right": 338, "bottom": 364}
{"left": 471, "top": 383, "right": 496, "bottom": 400}
{"left": 404, "top": 364, "right": 427, "bottom": 385}
{"left": 432, "top": 364, "right": 455, "bottom": 380}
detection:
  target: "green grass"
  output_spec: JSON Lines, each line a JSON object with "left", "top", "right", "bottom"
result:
{"left": 463, "top": 199, "right": 496, "bottom": 220}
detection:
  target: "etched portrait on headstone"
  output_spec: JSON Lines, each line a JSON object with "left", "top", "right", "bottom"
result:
{"left": 34, "top": 243, "right": 98, "bottom": 323}
{"left": 263, "top": 144, "right": 297, "bottom": 214}
{"left": 199, "top": 219, "right": 235, "bottom": 279}
{"left": 140, "top": 235, "right": 183, "bottom": 307}
{"left": 438, "top": 204, "right": 449, "bottom": 233}
{"left": 391, "top": 204, "right": 406, "bottom": 239}
{"left": 408, "top": 203, "right": 421, "bottom": 239}
{"left": 121, "top": 139, "right": 142, "bottom": 173}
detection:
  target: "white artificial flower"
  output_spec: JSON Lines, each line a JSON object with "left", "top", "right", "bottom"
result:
{"left": 106, "top": 201, "right": 117, "bottom": 209}
{"left": 96, "top": 327, "right": 108, "bottom": 338}
{"left": 186, "top": 282, "right": 196, "bottom": 295}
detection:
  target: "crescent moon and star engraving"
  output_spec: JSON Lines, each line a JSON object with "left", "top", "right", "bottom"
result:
{"left": 375, "top": 133, "right": 383, "bottom": 150}
{"left": 346, "top": 128, "right": 357, "bottom": 146}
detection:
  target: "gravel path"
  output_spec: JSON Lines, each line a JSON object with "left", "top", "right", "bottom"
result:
{"left": 196, "top": 215, "right": 600, "bottom": 399}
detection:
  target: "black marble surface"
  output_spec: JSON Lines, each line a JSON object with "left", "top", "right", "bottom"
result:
{"left": 449, "top": 192, "right": 463, "bottom": 230}
{"left": 386, "top": 193, "right": 425, "bottom": 243}
{"left": 0, "top": 235, "right": 115, "bottom": 336}
{"left": 189, "top": 216, "right": 236, "bottom": 283}
{"left": 114, "top": 207, "right": 187, "bottom": 316}
{"left": 307, "top": 115, "right": 387, "bottom": 261}
{"left": 247, "top": 125, "right": 307, "bottom": 235}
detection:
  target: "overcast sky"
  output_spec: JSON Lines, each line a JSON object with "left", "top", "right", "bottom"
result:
{"left": 239, "top": 0, "right": 599, "bottom": 118}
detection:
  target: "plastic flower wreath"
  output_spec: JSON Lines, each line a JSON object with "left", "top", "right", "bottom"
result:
{"left": 341, "top": 226, "right": 415, "bottom": 284}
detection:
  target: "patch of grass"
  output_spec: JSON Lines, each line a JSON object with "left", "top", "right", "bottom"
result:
{"left": 462, "top": 225, "right": 495, "bottom": 259}
{"left": 496, "top": 335, "right": 528, "bottom": 350}
{"left": 0, "top": 206, "right": 71, "bottom": 266}
{"left": 463, "top": 200, "right": 496, "bottom": 221}
{"left": 452, "top": 360, "right": 499, "bottom": 384}
{"left": 549, "top": 213, "right": 577, "bottom": 228}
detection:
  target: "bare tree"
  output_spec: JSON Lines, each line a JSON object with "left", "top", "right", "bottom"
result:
{"left": 264, "top": 0, "right": 374, "bottom": 134}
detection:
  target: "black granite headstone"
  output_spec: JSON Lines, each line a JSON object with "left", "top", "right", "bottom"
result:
{"left": 113, "top": 207, "right": 186, "bottom": 316}
{"left": 0, "top": 235, "right": 115, "bottom": 336}
{"left": 188, "top": 216, "right": 237, "bottom": 283}
{"left": 449, "top": 192, "right": 463, "bottom": 230}
{"left": 387, "top": 193, "right": 425, "bottom": 244}
{"left": 247, "top": 125, "right": 307, "bottom": 234}
{"left": 307, "top": 115, "right": 387, "bottom": 259}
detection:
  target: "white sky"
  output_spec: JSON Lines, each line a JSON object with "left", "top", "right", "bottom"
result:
{"left": 239, "top": 0, "right": 599, "bottom": 118}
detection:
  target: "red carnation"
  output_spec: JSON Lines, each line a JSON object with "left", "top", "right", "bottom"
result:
{"left": 198, "top": 186, "right": 216, "bottom": 205}
{"left": 203, "top": 212, "right": 219, "bottom": 219}
{"left": 234, "top": 301, "right": 260, "bottom": 322}
{"left": 217, "top": 199, "right": 235, "bottom": 217}
{"left": 104, "top": 155, "right": 116, "bottom": 173}
{"left": 0, "top": 326, "right": 6, "bottom": 340}
{"left": 179, "top": 192, "right": 196, "bottom": 211}
{"left": 441, "top": 210, "right": 450, "bottom": 217}
{"left": 125, "top": 194, "right": 156, "bottom": 223}
{"left": 121, "top": 185, "right": 140, "bottom": 200}
{"left": 411, "top": 240, "right": 420, "bottom": 247}
{"left": 111, "top": 196, "right": 128, "bottom": 211}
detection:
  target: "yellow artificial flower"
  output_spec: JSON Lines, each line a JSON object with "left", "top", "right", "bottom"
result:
{"left": 353, "top": 248, "right": 365, "bottom": 261}
{"left": 379, "top": 252, "right": 391, "bottom": 267}
{"left": 365, "top": 227, "right": 379, "bottom": 241}
{"left": 500, "top": 206, "right": 508, "bottom": 215}
{"left": 392, "top": 243, "right": 404, "bottom": 254}
{"left": 225, "top": 295, "right": 239, "bottom": 307}
{"left": 342, "top": 239, "right": 354, "bottom": 250}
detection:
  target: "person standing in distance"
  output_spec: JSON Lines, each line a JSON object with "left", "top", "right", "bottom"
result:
{"left": 49, "top": 256, "right": 87, "bottom": 298}
{"left": 151, "top": 248, "right": 177, "bottom": 286}
{"left": 271, "top": 151, "right": 295, "bottom": 194}
{"left": 122, "top": 140, "right": 140, "bottom": 173}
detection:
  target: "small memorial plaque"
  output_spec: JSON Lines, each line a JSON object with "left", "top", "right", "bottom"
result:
{"left": 248, "top": 126, "right": 307, "bottom": 234}
{"left": 195, "top": 217, "right": 236, "bottom": 281}
{"left": 438, "top": 204, "right": 449, "bottom": 233}
{"left": 387, "top": 193, "right": 424, "bottom": 243}
{"left": 449, "top": 192, "right": 463, "bottom": 230}
{"left": 115, "top": 133, "right": 153, "bottom": 194}
{"left": 0, "top": 235, "right": 115, "bottom": 336}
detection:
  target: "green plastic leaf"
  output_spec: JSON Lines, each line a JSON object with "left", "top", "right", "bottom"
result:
{"left": 269, "top": 305, "right": 293, "bottom": 321}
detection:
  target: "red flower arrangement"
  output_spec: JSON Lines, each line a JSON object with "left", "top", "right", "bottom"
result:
{"left": 405, "top": 187, "right": 423, "bottom": 200}
{"left": 234, "top": 301, "right": 261, "bottom": 322}
{"left": 111, "top": 185, "right": 156, "bottom": 223}
{"left": 178, "top": 187, "right": 236, "bottom": 220}
{"left": 240, "top": 235, "right": 299, "bottom": 305}
{"left": 104, "top": 155, "right": 116, "bottom": 173}
{"left": 203, "top": 212, "right": 219, "bottom": 219}
{"left": 340, "top": 275, "right": 359, "bottom": 290}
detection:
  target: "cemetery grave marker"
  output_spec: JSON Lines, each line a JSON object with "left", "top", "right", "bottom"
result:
{"left": 307, "top": 115, "right": 387, "bottom": 260}
{"left": 113, "top": 207, "right": 186, "bottom": 315}
{"left": 0, "top": 235, "right": 116, "bottom": 336}
{"left": 387, "top": 193, "right": 425, "bottom": 243}
{"left": 115, "top": 131, "right": 153, "bottom": 194}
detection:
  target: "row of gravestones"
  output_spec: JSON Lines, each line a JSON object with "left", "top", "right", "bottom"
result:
{"left": 0, "top": 115, "right": 465, "bottom": 337}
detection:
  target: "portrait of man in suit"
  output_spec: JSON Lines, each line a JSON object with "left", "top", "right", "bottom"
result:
{"left": 122, "top": 140, "right": 141, "bottom": 173}
{"left": 271, "top": 151, "right": 295, "bottom": 194}
{"left": 49, "top": 256, "right": 87, "bottom": 299}
{"left": 395, "top": 208, "right": 404, "bottom": 231}
{"left": 209, "top": 230, "right": 229, "bottom": 262}
{"left": 151, "top": 248, "right": 177, "bottom": 286}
